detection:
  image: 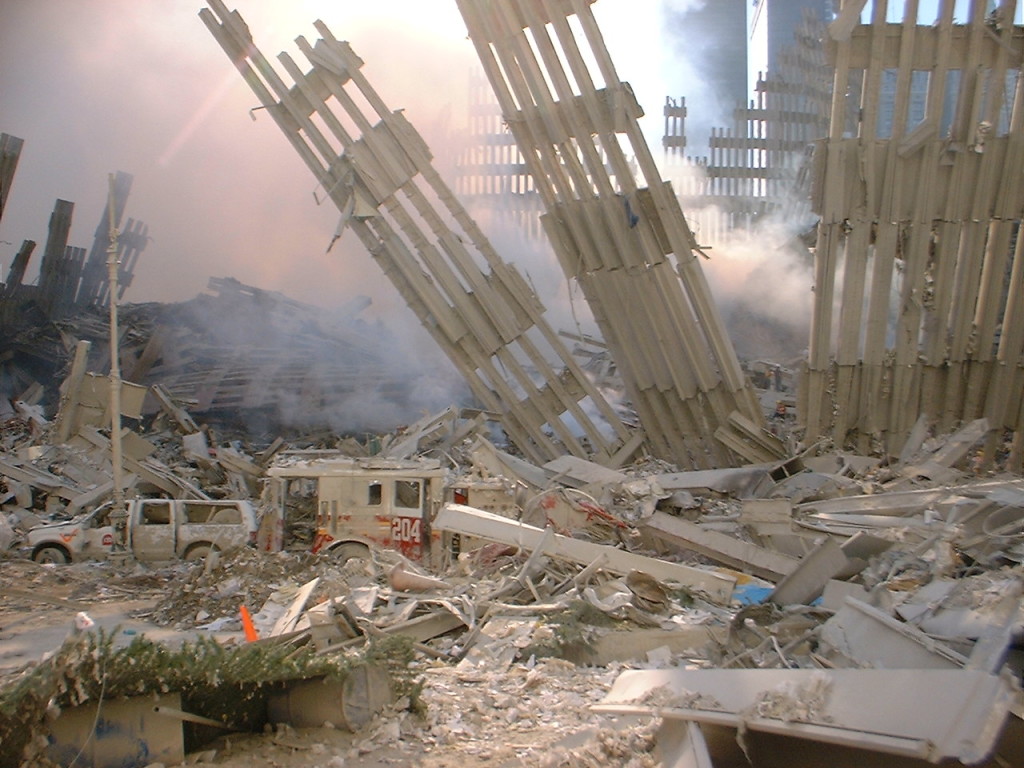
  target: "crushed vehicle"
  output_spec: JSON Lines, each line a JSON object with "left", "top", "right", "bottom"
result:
{"left": 25, "top": 498, "right": 258, "bottom": 564}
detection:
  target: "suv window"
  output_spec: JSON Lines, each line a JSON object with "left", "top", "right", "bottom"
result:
{"left": 141, "top": 502, "right": 171, "bottom": 525}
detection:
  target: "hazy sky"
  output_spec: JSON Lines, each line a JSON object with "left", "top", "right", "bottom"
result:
{"left": 0, "top": 0, "right": 706, "bottom": 323}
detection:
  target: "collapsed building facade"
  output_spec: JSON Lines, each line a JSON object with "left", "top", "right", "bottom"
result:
{"left": 3, "top": 2, "right": 1022, "bottom": 474}
{"left": 201, "top": 0, "right": 773, "bottom": 472}
{"left": 805, "top": 1, "right": 1024, "bottom": 470}
{"left": 0, "top": 158, "right": 149, "bottom": 420}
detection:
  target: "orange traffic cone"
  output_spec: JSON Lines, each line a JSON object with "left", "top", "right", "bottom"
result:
{"left": 240, "top": 605, "right": 259, "bottom": 642}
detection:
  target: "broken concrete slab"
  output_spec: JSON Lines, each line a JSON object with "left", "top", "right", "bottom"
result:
{"left": 541, "top": 454, "right": 630, "bottom": 490}
{"left": 455, "top": 615, "right": 540, "bottom": 674}
{"left": 767, "top": 536, "right": 848, "bottom": 606}
{"left": 435, "top": 503, "right": 736, "bottom": 604}
{"left": 118, "top": 428, "right": 157, "bottom": 462}
{"left": 0, "top": 513, "right": 14, "bottom": 551}
{"left": 801, "top": 453, "right": 882, "bottom": 477}
{"left": 594, "top": 667, "right": 1020, "bottom": 765}
{"left": 78, "top": 372, "right": 148, "bottom": 421}
{"left": 819, "top": 579, "right": 875, "bottom": 612}
{"left": 796, "top": 479, "right": 1024, "bottom": 519}
{"left": 182, "top": 429, "right": 210, "bottom": 460}
{"left": 0, "top": 456, "right": 82, "bottom": 500}
{"left": 818, "top": 597, "right": 969, "bottom": 669}
{"left": 738, "top": 497, "right": 824, "bottom": 559}
{"left": 722, "top": 410, "right": 789, "bottom": 461}
{"left": 52, "top": 339, "right": 91, "bottom": 444}
{"left": 895, "top": 574, "right": 1024, "bottom": 642}
{"left": 768, "top": 470, "right": 864, "bottom": 503}
{"left": 967, "top": 583, "right": 1022, "bottom": 674}
{"left": 912, "top": 418, "right": 991, "bottom": 471}
{"left": 898, "top": 414, "right": 932, "bottom": 465}
{"left": 654, "top": 465, "right": 774, "bottom": 498}
{"left": 271, "top": 577, "right": 320, "bottom": 637}
{"left": 564, "top": 626, "right": 727, "bottom": 667}
{"left": 834, "top": 531, "right": 893, "bottom": 578}
{"left": 76, "top": 425, "right": 210, "bottom": 500}
{"left": 383, "top": 406, "right": 490, "bottom": 461}
{"left": 467, "top": 437, "right": 549, "bottom": 491}
{"left": 61, "top": 474, "right": 139, "bottom": 518}
{"left": 380, "top": 405, "right": 461, "bottom": 459}
{"left": 652, "top": 719, "right": 715, "bottom": 768}
{"left": 150, "top": 383, "right": 202, "bottom": 435}
{"left": 375, "top": 609, "right": 467, "bottom": 644}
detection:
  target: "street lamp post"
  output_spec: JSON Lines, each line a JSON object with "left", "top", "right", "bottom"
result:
{"left": 106, "top": 173, "right": 127, "bottom": 551}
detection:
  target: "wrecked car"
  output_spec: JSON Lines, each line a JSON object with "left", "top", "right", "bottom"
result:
{"left": 25, "top": 498, "right": 257, "bottom": 564}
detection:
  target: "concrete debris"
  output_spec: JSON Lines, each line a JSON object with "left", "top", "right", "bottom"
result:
{"left": 818, "top": 597, "right": 969, "bottom": 669}
{"left": 0, "top": 357, "right": 1022, "bottom": 768}
{"left": 435, "top": 503, "right": 737, "bottom": 604}
{"left": 641, "top": 511, "right": 799, "bottom": 583}
{"left": 2, "top": 380, "right": 1023, "bottom": 766}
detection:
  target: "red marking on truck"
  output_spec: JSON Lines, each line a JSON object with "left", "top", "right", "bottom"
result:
{"left": 311, "top": 531, "right": 335, "bottom": 554}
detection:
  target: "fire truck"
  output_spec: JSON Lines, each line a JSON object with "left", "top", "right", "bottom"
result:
{"left": 264, "top": 455, "right": 519, "bottom": 567}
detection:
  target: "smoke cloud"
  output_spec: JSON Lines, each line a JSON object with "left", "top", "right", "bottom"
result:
{"left": 1, "top": 2, "right": 717, "bottom": 318}
{"left": 0, "top": 1, "right": 475, "bottom": 321}
{"left": 2, "top": 1, "right": 810, "bottom": 379}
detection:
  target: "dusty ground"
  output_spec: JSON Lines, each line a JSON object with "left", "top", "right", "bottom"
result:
{"left": 0, "top": 557, "right": 660, "bottom": 768}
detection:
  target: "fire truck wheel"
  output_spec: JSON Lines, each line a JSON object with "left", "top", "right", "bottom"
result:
{"left": 331, "top": 541, "right": 371, "bottom": 565}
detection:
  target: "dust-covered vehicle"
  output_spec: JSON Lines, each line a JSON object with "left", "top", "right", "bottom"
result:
{"left": 264, "top": 455, "right": 523, "bottom": 567}
{"left": 25, "top": 498, "right": 258, "bottom": 564}
{"left": 265, "top": 457, "right": 451, "bottom": 566}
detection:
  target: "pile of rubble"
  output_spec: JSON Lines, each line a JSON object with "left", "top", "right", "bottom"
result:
{"left": 193, "top": 430, "right": 1022, "bottom": 764}
{"left": 0, "top": 275, "right": 464, "bottom": 449}
{"left": 1, "top": 362, "right": 1023, "bottom": 766}
{"left": 145, "top": 549, "right": 375, "bottom": 630}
